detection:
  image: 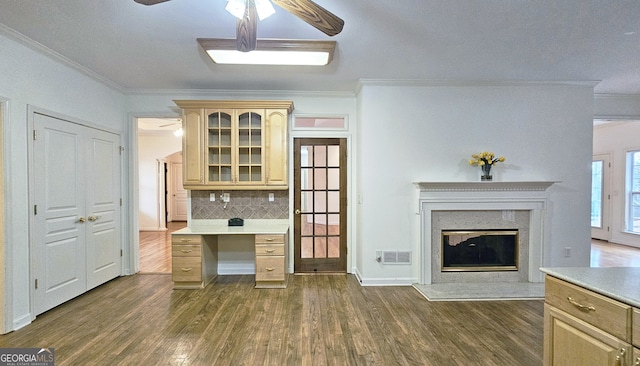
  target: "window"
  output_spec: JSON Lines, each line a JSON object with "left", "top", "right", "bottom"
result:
{"left": 293, "top": 116, "right": 347, "bottom": 130}
{"left": 626, "top": 150, "right": 640, "bottom": 233}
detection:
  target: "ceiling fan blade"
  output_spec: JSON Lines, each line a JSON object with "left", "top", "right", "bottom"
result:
{"left": 133, "top": 0, "right": 172, "bottom": 5}
{"left": 236, "top": 5, "right": 258, "bottom": 52}
{"left": 271, "top": 0, "right": 344, "bottom": 36}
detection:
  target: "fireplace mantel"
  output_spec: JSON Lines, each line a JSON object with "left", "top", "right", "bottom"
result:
{"left": 415, "top": 181, "right": 556, "bottom": 286}
{"left": 413, "top": 181, "right": 558, "bottom": 192}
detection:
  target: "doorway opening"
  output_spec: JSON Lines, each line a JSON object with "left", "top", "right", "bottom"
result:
{"left": 137, "top": 118, "right": 185, "bottom": 274}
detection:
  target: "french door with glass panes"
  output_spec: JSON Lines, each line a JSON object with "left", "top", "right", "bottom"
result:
{"left": 591, "top": 153, "right": 611, "bottom": 240}
{"left": 293, "top": 138, "right": 347, "bottom": 273}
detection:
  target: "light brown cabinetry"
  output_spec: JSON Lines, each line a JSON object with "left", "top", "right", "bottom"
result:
{"left": 171, "top": 234, "right": 217, "bottom": 289}
{"left": 544, "top": 275, "right": 633, "bottom": 365}
{"left": 635, "top": 308, "right": 640, "bottom": 365}
{"left": 255, "top": 234, "right": 287, "bottom": 288}
{"left": 171, "top": 229, "right": 289, "bottom": 289}
{"left": 174, "top": 100, "right": 293, "bottom": 190}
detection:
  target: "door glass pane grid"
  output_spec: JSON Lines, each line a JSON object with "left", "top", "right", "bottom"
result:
{"left": 299, "top": 143, "right": 341, "bottom": 259}
{"left": 628, "top": 151, "right": 640, "bottom": 233}
{"left": 591, "top": 160, "right": 603, "bottom": 228}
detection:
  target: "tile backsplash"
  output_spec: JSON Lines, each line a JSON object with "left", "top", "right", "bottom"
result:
{"left": 191, "top": 190, "right": 289, "bottom": 220}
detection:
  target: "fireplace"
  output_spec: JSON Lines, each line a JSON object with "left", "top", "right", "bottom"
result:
{"left": 414, "top": 181, "right": 556, "bottom": 285}
{"left": 442, "top": 229, "right": 518, "bottom": 272}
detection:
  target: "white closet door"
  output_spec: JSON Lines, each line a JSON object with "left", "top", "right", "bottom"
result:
{"left": 32, "top": 113, "right": 121, "bottom": 315}
{"left": 33, "top": 113, "right": 87, "bottom": 315}
{"left": 85, "top": 130, "right": 121, "bottom": 289}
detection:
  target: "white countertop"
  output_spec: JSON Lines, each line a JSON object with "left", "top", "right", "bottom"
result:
{"left": 172, "top": 219, "right": 289, "bottom": 235}
{"left": 540, "top": 267, "right": 640, "bottom": 308}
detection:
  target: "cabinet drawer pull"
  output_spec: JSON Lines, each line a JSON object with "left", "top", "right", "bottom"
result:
{"left": 265, "top": 249, "right": 275, "bottom": 253}
{"left": 567, "top": 296, "right": 596, "bottom": 312}
{"left": 265, "top": 267, "right": 275, "bottom": 271}
{"left": 265, "top": 238, "right": 274, "bottom": 242}
{"left": 634, "top": 356, "right": 639, "bottom": 366}
{"left": 180, "top": 239, "right": 192, "bottom": 243}
{"left": 615, "top": 348, "right": 625, "bottom": 366}
{"left": 180, "top": 268, "right": 193, "bottom": 272}
{"left": 180, "top": 249, "right": 193, "bottom": 253}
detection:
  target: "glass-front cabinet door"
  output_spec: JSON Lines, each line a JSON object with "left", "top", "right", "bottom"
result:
{"left": 206, "top": 109, "right": 233, "bottom": 184}
{"left": 205, "top": 109, "right": 265, "bottom": 186}
{"left": 236, "top": 110, "right": 264, "bottom": 184}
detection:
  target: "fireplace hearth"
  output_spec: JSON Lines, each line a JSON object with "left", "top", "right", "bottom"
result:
{"left": 442, "top": 230, "right": 518, "bottom": 272}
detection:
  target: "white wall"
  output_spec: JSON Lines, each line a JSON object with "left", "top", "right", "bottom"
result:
{"left": 0, "top": 33, "right": 127, "bottom": 330}
{"left": 137, "top": 133, "right": 181, "bottom": 231}
{"left": 355, "top": 82, "right": 595, "bottom": 284}
{"left": 593, "top": 122, "right": 640, "bottom": 249}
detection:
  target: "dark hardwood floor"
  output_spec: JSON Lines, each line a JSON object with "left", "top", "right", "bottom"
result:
{"left": 0, "top": 274, "right": 543, "bottom": 365}
{"left": 2, "top": 236, "right": 637, "bottom": 365}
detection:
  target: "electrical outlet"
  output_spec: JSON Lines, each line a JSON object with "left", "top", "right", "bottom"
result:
{"left": 209, "top": 193, "right": 216, "bottom": 202}
{"left": 222, "top": 193, "right": 230, "bottom": 202}
{"left": 268, "top": 193, "right": 274, "bottom": 202}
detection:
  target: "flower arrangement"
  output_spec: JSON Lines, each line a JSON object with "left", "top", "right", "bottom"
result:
{"left": 468, "top": 151, "right": 505, "bottom": 167}
{"left": 469, "top": 151, "right": 505, "bottom": 181}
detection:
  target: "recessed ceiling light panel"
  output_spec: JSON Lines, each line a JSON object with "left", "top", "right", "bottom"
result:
{"left": 197, "top": 38, "right": 336, "bottom": 66}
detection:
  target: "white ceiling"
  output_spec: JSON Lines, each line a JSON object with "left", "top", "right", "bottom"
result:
{"left": 1, "top": 0, "right": 639, "bottom": 94}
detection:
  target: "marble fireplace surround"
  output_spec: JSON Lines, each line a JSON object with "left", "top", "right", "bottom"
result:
{"left": 415, "top": 181, "right": 556, "bottom": 286}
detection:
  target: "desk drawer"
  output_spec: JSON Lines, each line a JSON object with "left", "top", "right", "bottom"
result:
{"left": 255, "top": 234, "right": 284, "bottom": 244}
{"left": 172, "top": 234, "right": 202, "bottom": 245}
{"left": 256, "top": 256, "right": 285, "bottom": 281}
{"left": 545, "top": 275, "right": 632, "bottom": 341}
{"left": 172, "top": 244, "right": 201, "bottom": 257}
{"left": 255, "top": 243, "right": 285, "bottom": 256}
{"left": 172, "top": 257, "right": 202, "bottom": 282}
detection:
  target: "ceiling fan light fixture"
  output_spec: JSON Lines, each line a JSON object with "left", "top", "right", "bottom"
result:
{"left": 225, "top": 0, "right": 247, "bottom": 20}
{"left": 198, "top": 38, "right": 336, "bottom": 66}
{"left": 226, "top": 0, "right": 275, "bottom": 21}
{"left": 254, "top": 0, "right": 276, "bottom": 20}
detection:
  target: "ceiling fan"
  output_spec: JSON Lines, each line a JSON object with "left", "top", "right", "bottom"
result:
{"left": 133, "top": 0, "right": 344, "bottom": 52}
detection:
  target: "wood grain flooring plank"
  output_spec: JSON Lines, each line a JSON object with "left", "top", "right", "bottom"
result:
{"left": 0, "top": 274, "right": 544, "bottom": 365}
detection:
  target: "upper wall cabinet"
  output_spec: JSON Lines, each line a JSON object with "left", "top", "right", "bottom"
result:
{"left": 174, "top": 100, "right": 293, "bottom": 190}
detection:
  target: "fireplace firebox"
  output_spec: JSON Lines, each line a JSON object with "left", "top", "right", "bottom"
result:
{"left": 442, "top": 230, "right": 518, "bottom": 272}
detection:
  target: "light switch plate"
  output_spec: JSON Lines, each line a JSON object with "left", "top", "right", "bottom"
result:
{"left": 222, "top": 193, "right": 230, "bottom": 202}
{"left": 209, "top": 193, "right": 216, "bottom": 202}
{"left": 268, "top": 193, "right": 274, "bottom": 202}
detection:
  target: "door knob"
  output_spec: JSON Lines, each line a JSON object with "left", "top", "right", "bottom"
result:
{"left": 78, "top": 217, "right": 86, "bottom": 223}
{"left": 88, "top": 215, "right": 100, "bottom": 222}
{"left": 294, "top": 209, "right": 301, "bottom": 215}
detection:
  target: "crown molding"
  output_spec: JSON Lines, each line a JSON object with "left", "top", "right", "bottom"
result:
{"left": 357, "top": 79, "right": 600, "bottom": 90}
{"left": 0, "top": 24, "right": 125, "bottom": 93}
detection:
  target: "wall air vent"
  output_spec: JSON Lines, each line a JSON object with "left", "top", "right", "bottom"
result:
{"left": 377, "top": 250, "right": 412, "bottom": 264}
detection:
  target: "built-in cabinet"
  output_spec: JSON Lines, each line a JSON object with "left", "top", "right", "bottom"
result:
{"left": 254, "top": 234, "right": 287, "bottom": 289}
{"left": 171, "top": 228, "right": 289, "bottom": 289}
{"left": 171, "top": 234, "right": 218, "bottom": 289}
{"left": 174, "top": 100, "right": 293, "bottom": 190}
{"left": 544, "top": 275, "right": 636, "bottom": 365}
